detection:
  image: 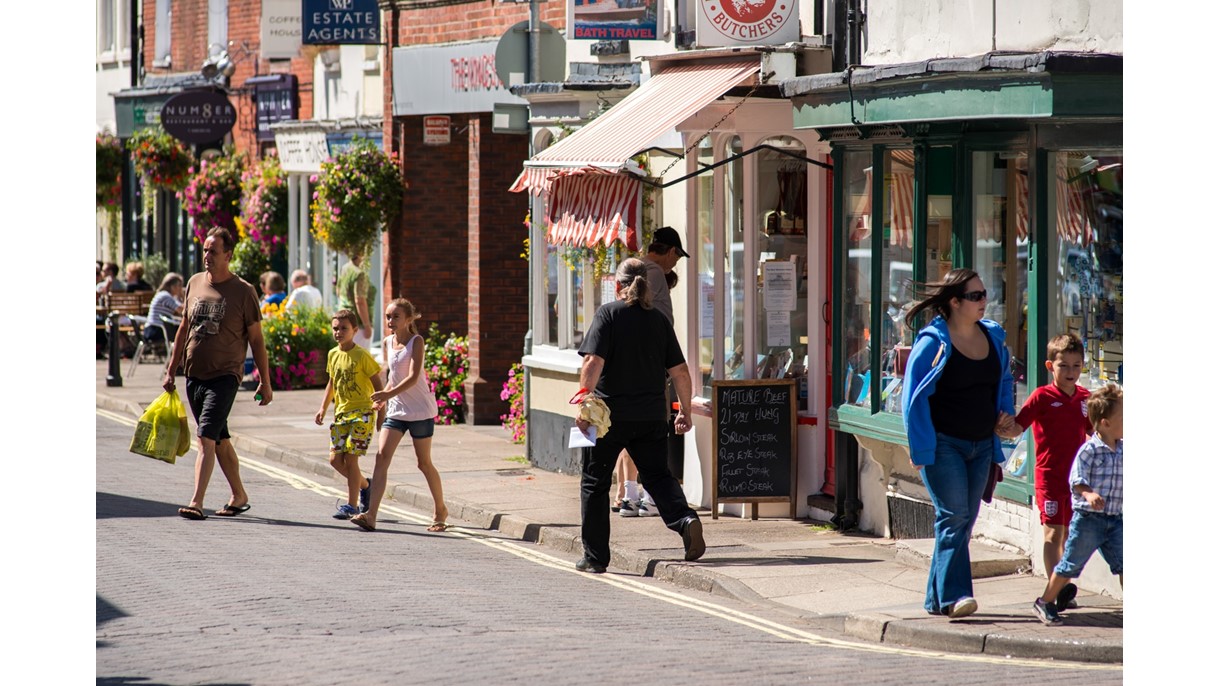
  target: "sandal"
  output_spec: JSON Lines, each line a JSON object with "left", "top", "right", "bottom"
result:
{"left": 350, "top": 513, "right": 376, "bottom": 532}
{"left": 214, "top": 503, "right": 251, "bottom": 517}
{"left": 178, "top": 506, "right": 207, "bottom": 520}
{"left": 427, "top": 522, "right": 449, "bottom": 532}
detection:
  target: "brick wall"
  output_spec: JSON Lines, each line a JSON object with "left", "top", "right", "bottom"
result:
{"left": 142, "top": 1, "right": 314, "bottom": 159}
{"left": 388, "top": 0, "right": 567, "bottom": 45}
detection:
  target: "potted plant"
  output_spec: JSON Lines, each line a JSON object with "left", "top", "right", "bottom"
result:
{"left": 310, "top": 137, "right": 404, "bottom": 258}
{"left": 127, "top": 125, "right": 194, "bottom": 192}
{"left": 241, "top": 155, "right": 289, "bottom": 258}
{"left": 180, "top": 151, "right": 246, "bottom": 243}
{"left": 256, "top": 302, "right": 337, "bottom": 390}
{"left": 96, "top": 132, "right": 123, "bottom": 211}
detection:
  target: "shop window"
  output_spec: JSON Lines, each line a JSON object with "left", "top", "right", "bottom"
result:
{"left": 878, "top": 148, "right": 917, "bottom": 412}
{"left": 1048, "top": 151, "right": 1123, "bottom": 389}
{"left": 841, "top": 149, "right": 872, "bottom": 406}
{"left": 754, "top": 137, "right": 810, "bottom": 410}
{"left": 971, "top": 151, "right": 1031, "bottom": 405}
{"left": 695, "top": 137, "right": 716, "bottom": 397}
{"left": 721, "top": 137, "right": 749, "bottom": 383}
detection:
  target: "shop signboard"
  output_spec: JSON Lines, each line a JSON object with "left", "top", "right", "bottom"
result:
{"left": 571, "top": 0, "right": 661, "bottom": 41}
{"left": 392, "top": 40, "right": 526, "bottom": 116}
{"left": 326, "top": 131, "right": 384, "bottom": 156}
{"left": 303, "top": 0, "right": 380, "bottom": 45}
{"left": 261, "top": 0, "right": 303, "bottom": 59}
{"left": 711, "top": 378, "right": 798, "bottom": 519}
{"left": 275, "top": 129, "right": 330, "bottom": 173}
{"left": 423, "top": 116, "right": 451, "bottom": 145}
{"left": 160, "top": 89, "right": 237, "bottom": 145}
{"left": 696, "top": 0, "right": 798, "bottom": 47}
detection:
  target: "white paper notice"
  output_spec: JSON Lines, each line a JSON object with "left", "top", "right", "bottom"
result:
{"left": 766, "top": 310, "right": 792, "bottom": 347}
{"left": 568, "top": 426, "right": 597, "bottom": 448}
{"left": 700, "top": 276, "right": 715, "bottom": 338}
{"left": 763, "top": 261, "right": 797, "bottom": 311}
{"left": 600, "top": 276, "right": 616, "bottom": 306}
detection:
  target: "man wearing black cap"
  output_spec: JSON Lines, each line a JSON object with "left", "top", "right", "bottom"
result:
{"left": 642, "top": 226, "right": 689, "bottom": 326}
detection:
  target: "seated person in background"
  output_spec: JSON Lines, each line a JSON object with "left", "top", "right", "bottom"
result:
{"left": 97, "top": 262, "right": 120, "bottom": 302}
{"left": 259, "top": 271, "right": 287, "bottom": 309}
{"left": 285, "top": 269, "right": 323, "bottom": 311}
{"left": 144, "top": 272, "right": 185, "bottom": 345}
{"left": 123, "top": 261, "right": 153, "bottom": 292}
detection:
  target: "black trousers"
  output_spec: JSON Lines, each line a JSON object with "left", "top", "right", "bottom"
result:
{"left": 580, "top": 420, "right": 696, "bottom": 567}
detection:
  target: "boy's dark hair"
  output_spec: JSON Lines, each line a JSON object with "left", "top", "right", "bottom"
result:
{"left": 332, "top": 309, "right": 359, "bottom": 329}
{"left": 1046, "top": 333, "right": 1085, "bottom": 362}
{"left": 1087, "top": 384, "right": 1123, "bottom": 428}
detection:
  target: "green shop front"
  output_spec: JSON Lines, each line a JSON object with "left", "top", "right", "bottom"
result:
{"left": 781, "top": 52, "right": 1122, "bottom": 588}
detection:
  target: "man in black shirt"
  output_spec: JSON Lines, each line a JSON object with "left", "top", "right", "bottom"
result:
{"left": 574, "top": 258, "right": 704, "bottom": 573}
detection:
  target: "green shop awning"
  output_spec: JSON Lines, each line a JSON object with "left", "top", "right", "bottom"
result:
{"left": 780, "top": 51, "right": 1121, "bottom": 130}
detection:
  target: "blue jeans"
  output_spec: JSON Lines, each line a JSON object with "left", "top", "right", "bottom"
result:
{"left": 1054, "top": 511, "right": 1123, "bottom": 578}
{"left": 918, "top": 433, "right": 995, "bottom": 614}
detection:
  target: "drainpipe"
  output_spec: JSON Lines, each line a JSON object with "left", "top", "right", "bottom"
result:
{"left": 523, "top": 0, "right": 542, "bottom": 459}
{"left": 846, "top": 0, "right": 864, "bottom": 66}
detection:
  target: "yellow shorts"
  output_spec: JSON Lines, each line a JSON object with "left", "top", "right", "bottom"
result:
{"left": 329, "top": 410, "right": 374, "bottom": 456}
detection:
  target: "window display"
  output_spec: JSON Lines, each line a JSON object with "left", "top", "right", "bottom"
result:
{"left": 1049, "top": 151, "right": 1122, "bottom": 389}
{"left": 754, "top": 137, "right": 810, "bottom": 411}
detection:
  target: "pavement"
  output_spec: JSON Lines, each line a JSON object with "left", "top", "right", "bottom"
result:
{"left": 96, "top": 357, "right": 1123, "bottom": 664}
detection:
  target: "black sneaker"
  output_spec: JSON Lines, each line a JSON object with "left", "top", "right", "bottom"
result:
{"left": 681, "top": 516, "right": 706, "bottom": 561}
{"left": 575, "top": 557, "right": 607, "bottom": 574}
{"left": 1056, "top": 582, "right": 1078, "bottom": 610}
{"left": 618, "top": 499, "right": 640, "bottom": 517}
{"left": 1033, "top": 598, "right": 1063, "bottom": 626}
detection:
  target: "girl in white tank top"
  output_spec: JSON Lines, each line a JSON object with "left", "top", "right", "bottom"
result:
{"left": 349, "top": 298, "right": 448, "bottom": 533}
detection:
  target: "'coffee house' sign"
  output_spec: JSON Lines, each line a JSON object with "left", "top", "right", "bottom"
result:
{"left": 160, "top": 89, "right": 237, "bottom": 145}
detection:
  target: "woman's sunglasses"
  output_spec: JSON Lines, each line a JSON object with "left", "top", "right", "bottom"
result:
{"left": 960, "top": 289, "right": 987, "bottom": 302}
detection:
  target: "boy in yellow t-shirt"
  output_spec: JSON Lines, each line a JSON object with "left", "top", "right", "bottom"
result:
{"left": 315, "top": 309, "right": 384, "bottom": 520}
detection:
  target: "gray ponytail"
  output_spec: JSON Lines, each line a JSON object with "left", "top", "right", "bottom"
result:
{"left": 616, "top": 258, "right": 653, "bottom": 310}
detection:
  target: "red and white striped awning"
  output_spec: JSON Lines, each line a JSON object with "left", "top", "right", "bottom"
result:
{"left": 509, "top": 57, "right": 761, "bottom": 195}
{"left": 545, "top": 168, "right": 643, "bottom": 251}
{"left": 509, "top": 57, "right": 760, "bottom": 251}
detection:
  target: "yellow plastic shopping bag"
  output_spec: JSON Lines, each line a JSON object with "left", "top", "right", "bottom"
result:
{"left": 129, "top": 389, "right": 187, "bottom": 464}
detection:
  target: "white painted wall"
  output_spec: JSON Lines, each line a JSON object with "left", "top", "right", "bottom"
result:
{"left": 312, "top": 45, "right": 383, "bottom": 120}
{"left": 862, "top": 0, "right": 1123, "bottom": 65}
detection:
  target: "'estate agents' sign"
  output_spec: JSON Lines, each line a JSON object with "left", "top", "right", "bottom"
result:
{"left": 160, "top": 89, "right": 237, "bottom": 145}
{"left": 303, "top": 0, "right": 381, "bottom": 45}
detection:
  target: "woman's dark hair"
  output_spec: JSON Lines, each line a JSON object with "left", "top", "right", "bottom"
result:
{"left": 616, "top": 258, "right": 652, "bottom": 309}
{"left": 904, "top": 268, "right": 980, "bottom": 329}
{"left": 665, "top": 270, "right": 678, "bottom": 290}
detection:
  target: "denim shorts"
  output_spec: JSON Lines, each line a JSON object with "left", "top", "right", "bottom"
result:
{"left": 1054, "top": 510, "right": 1123, "bottom": 578}
{"left": 383, "top": 417, "right": 435, "bottom": 439}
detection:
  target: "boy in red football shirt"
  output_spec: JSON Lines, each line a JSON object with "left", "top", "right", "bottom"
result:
{"left": 998, "top": 334, "right": 1093, "bottom": 610}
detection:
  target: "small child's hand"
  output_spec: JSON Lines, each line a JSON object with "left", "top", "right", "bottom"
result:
{"left": 314, "top": 410, "right": 325, "bottom": 426}
{"left": 371, "top": 389, "right": 391, "bottom": 403}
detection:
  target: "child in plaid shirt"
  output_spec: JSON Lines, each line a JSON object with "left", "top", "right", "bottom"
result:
{"left": 1033, "top": 384, "right": 1123, "bottom": 626}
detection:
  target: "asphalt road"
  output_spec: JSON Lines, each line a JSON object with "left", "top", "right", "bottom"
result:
{"left": 96, "top": 411, "right": 1122, "bottom": 685}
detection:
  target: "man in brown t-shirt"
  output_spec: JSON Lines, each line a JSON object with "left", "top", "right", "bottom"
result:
{"left": 163, "top": 227, "right": 273, "bottom": 520}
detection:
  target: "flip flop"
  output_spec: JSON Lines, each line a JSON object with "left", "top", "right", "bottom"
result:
{"left": 427, "top": 522, "right": 449, "bottom": 532}
{"left": 214, "top": 503, "right": 251, "bottom": 517}
{"left": 178, "top": 506, "right": 207, "bottom": 520}
{"left": 350, "top": 513, "right": 376, "bottom": 532}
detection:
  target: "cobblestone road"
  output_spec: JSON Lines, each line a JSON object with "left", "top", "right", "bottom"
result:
{"left": 97, "top": 414, "right": 1122, "bottom": 685}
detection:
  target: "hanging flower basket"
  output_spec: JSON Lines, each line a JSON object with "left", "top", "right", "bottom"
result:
{"left": 179, "top": 152, "right": 246, "bottom": 242}
{"left": 240, "top": 155, "right": 289, "bottom": 257}
{"left": 96, "top": 132, "right": 123, "bottom": 211}
{"left": 310, "top": 137, "right": 404, "bottom": 258}
{"left": 127, "top": 125, "right": 194, "bottom": 192}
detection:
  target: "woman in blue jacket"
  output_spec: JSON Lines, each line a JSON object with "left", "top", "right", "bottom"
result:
{"left": 901, "top": 268, "right": 1014, "bottom": 619}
